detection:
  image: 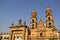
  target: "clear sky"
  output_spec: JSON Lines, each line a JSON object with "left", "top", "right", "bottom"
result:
{"left": 0, "top": 0, "right": 60, "bottom": 33}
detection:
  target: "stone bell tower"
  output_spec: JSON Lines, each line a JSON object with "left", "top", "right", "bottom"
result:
{"left": 46, "top": 7, "right": 54, "bottom": 28}
{"left": 30, "top": 9, "right": 37, "bottom": 29}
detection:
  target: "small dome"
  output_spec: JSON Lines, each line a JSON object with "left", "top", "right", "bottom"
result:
{"left": 32, "top": 10, "right": 36, "bottom": 12}
{"left": 46, "top": 7, "right": 51, "bottom": 11}
{"left": 31, "top": 8, "right": 37, "bottom": 15}
{"left": 32, "top": 8, "right": 36, "bottom": 12}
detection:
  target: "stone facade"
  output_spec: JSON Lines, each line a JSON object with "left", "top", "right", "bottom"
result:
{"left": 9, "top": 7, "right": 59, "bottom": 40}
{"left": 0, "top": 7, "right": 60, "bottom": 40}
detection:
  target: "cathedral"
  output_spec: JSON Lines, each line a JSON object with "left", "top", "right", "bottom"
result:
{"left": 9, "top": 7, "right": 59, "bottom": 40}
{"left": 0, "top": 7, "right": 60, "bottom": 40}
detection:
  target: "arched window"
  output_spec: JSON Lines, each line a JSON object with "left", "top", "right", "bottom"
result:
{"left": 32, "top": 24, "right": 34, "bottom": 29}
{"left": 40, "top": 33, "right": 42, "bottom": 36}
{"left": 48, "top": 12, "right": 50, "bottom": 15}
{"left": 32, "top": 24, "right": 34, "bottom": 27}
{"left": 32, "top": 19, "right": 34, "bottom": 23}
{"left": 48, "top": 17, "right": 50, "bottom": 20}
{"left": 49, "top": 22, "right": 51, "bottom": 25}
{"left": 32, "top": 15, "right": 35, "bottom": 17}
{"left": 49, "top": 22, "right": 51, "bottom": 27}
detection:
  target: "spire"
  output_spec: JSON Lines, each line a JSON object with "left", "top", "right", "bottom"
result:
{"left": 19, "top": 18, "right": 21, "bottom": 23}
{"left": 17, "top": 18, "right": 22, "bottom": 26}
{"left": 39, "top": 19, "right": 44, "bottom": 25}
{"left": 24, "top": 21, "right": 26, "bottom": 26}
{"left": 38, "top": 19, "right": 44, "bottom": 27}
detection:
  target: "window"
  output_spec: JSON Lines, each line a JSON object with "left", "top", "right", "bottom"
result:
{"left": 33, "top": 15, "right": 35, "bottom": 17}
{"left": 32, "top": 26, "right": 34, "bottom": 29}
{"left": 32, "top": 19, "right": 34, "bottom": 23}
{"left": 28, "top": 31, "right": 31, "bottom": 35}
{"left": 50, "top": 33, "right": 52, "bottom": 35}
{"left": 49, "top": 22, "right": 51, "bottom": 27}
{"left": 48, "top": 17, "right": 50, "bottom": 20}
{"left": 40, "top": 33, "right": 42, "bottom": 36}
{"left": 0, "top": 36, "right": 2, "bottom": 40}
{"left": 4, "top": 36, "right": 6, "bottom": 39}
{"left": 17, "top": 36, "right": 19, "bottom": 39}
{"left": 28, "top": 29, "right": 31, "bottom": 35}
{"left": 48, "top": 12, "right": 50, "bottom": 15}
{"left": 14, "top": 34, "right": 22, "bottom": 40}
{"left": 49, "top": 23, "right": 51, "bottom": 25}
{"left": 32, "top": 24, "right": 34, "bottom": 27}
{"left": 32, "top": 24, "right": 34, "bottom": 29}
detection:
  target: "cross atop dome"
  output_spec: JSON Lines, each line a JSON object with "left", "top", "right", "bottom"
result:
{"left": 46, "top": 6, "right": 52, "bottom": 11}
{"left": 32, "top": 8, "right": 36, "bottom": 12}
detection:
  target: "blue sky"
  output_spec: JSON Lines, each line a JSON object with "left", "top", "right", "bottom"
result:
{"left": 0, "top": 0, "right": 60, "bottom": 33}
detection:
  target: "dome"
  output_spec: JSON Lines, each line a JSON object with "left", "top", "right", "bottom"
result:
{"left": 31, "top": 8, "right": 37, "bottom": 15}
{"left": 32, "top": 8, "right": 36, "bottom": 12}
{"left": 46, "top": 7, "right": 52, "bottom": 11}
{"left": 32, "top": 10, "right": 36, "bottom": 13}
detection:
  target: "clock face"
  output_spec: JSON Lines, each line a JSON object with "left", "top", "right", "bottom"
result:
{"left": 14, "top": 34, "right": 22, "bottom": 40}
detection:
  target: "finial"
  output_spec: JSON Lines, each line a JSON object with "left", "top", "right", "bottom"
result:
{"left": 19, "top": 18, "right": 21, "bottom": 23}
{"left": 12, "top": 22, "right": 14, "bottom": 26}
{"left": 24, "top": 21, "right": 26, "bottom": 26}
{"left": 32, "top": 8, "right": 36, "bottom": 12}
{"left": 17, "top": 18, "right": 22, "bottom": 26}
{"left": 46, "top": 6, "right": 51, "bottom": 11}
{"left": 47, "top": 5, "right": 50, "bottom": 8}
{"left": 33, "top": 8, "right": 35, "bottom": 10}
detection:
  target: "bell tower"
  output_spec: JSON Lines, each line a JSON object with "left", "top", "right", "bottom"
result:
{"left": 30, "top": 9, "right": 37, "bottom": 29}
{"left": 46, "top": 7, "right": 54, "bottom": 28}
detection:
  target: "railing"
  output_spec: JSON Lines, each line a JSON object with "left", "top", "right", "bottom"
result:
{"left": 28, "top": 36, "right": 59, "bottom": 40}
